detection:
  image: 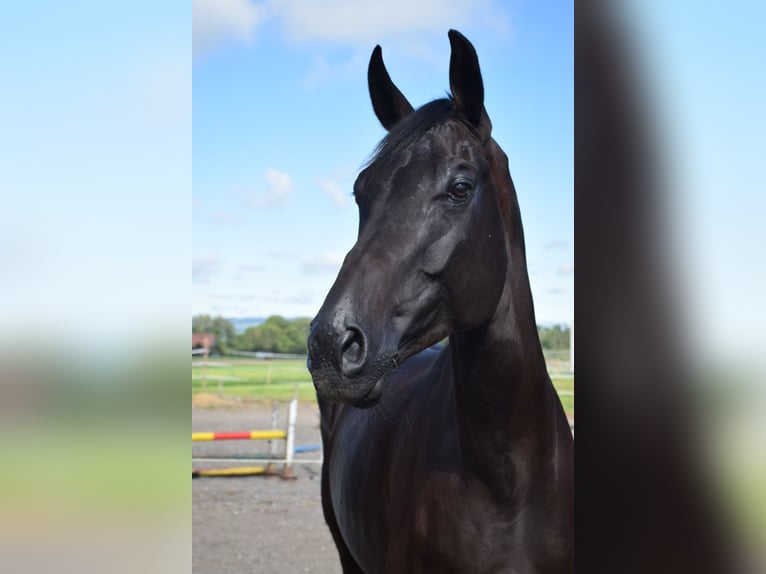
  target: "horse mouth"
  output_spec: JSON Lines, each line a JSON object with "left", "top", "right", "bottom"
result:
{"left": 351, "top": 360, "right": 397, "bottom": 409}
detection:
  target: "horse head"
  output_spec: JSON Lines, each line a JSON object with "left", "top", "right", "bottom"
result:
{"left": 308, "top": 30, "right": 512, "bottom": 407}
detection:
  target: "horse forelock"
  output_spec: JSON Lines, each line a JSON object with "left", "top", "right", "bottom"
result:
{"left": 365, "top": 97, "right": 457, "bottom": 168}
{"left": 363, "top": 97, "right": 516, "bottom": 250}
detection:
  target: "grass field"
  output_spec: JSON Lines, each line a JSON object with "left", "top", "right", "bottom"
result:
{"left": 192, "top": 358, "right": 317, "bottom": 401}
{"left": 192, "top": 353, "right": 574, "bottom": 417}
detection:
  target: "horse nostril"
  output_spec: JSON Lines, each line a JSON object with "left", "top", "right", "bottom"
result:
{"left": 339, "top": 327, "right": 367, "bottom": 376}
{"left": 341, "top": 331, "right": 362, "bottom": 362}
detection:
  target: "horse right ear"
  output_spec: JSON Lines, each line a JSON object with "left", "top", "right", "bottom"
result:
{"left": 448, "top": 30, "right": 491, "bottom": 141}
{"left": 368, "top": 45, "right": 414, "bottom": 131}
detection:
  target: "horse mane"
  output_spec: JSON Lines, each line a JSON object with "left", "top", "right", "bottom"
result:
{"left": 365, "top": 97, "right": 457, "bottom": 167}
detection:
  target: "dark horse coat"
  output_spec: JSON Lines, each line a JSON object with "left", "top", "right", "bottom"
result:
{"left": 308, "top": 30, "right": 573, "bottom": 574}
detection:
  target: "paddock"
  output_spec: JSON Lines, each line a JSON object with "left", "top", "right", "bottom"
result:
{"left": 192, "top": 400, "right": 341, "bottom": 573}
{"left": 191, "top": 353, "right": 573, "bottom": 571}
{"left": 192, "top": 394, "right": 325, "bottom": 478}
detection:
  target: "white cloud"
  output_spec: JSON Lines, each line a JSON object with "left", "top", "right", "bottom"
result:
{"left": 193, "top": 253, "right": 221, "bottom": 284}
{"left": 246, "top": 168, "right": 294, "bottom": 208}
{"left": 237, "top": 263, "right": 265, "bottom": 273}
{"left": 211, "top": 211, "right": 245, "bottom": 225}
{"left": 544, "top": 239, "right": 568, "bottom": 250}
{"left": 270, "top": 0, "right": 500, "bottom": 45}
{"left": 192, "top": 1, "right": 508, "bottom": 68}
{"left": 266, "top": 168, "right": 293, "bottom": 196}
{"left": 318, "top": 178, "right": 349, "bottom": 208}
{"left": 193, "top": 0, "right": 269, "bottom": 59}
{"left": 302, "top": 252, "right": 344, "bottom": 274}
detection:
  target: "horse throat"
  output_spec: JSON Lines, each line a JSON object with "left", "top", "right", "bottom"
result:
{"left": 446, "top": 147, "right": 556, "bottom": 491}
{"left": 454, "top": 139, "right": 548, "bottom": 394}
{"left": 449, "top": 243, "right": 549, "bottom": 416}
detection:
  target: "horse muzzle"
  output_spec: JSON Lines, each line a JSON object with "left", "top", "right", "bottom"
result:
{"left": 307, "top": 319, "right": 397, "bottom": 407}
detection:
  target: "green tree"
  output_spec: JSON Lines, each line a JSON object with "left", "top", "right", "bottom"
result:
{"left": 192, "top": 314, "right": 235, "bottom": 350}
{"left": 231, "top": 315, "right": 311, "bottom": 354}
{"left": 254, "top": 318, "right": 290, "bottom": 353}
{"left": 211, "top": 316, "right": 235, "bottom": 347}
{"left": 537, "top": 324, "right": 570, "bottom": 350}
{"left": 231, "top": 329, "right": 255, "bottom": 352}
{"left": 192, "top": 314, "right": 213, "bottom": 334}
{"left": 285, "top": 318, "right": 311, "bottom": 354}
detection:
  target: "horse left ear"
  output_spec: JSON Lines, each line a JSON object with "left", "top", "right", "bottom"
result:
{"left": 448, "top": 30, "right": 491, "bottom": 139}
{"left": 368, "top": 45, "right": 414, "bottom": 131}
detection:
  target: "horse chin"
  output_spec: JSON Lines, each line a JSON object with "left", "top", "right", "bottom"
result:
{"left": 351, "top": 371, "right": 392, "bottom": 409}
{"left": 311, "top": 353, "right": 398, "bottom": 407}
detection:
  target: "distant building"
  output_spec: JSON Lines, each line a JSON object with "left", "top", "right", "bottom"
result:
{"left": 192, "top": 333, "right": 216, "bottom": 350}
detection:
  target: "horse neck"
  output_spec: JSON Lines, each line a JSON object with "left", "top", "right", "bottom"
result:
{"left": 448, "top": 222, "right": 551, "bottom": 426}
{"left": 447, "top": 143, "right": 556, "bottom": 478}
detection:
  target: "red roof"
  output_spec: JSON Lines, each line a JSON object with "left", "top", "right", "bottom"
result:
{"left": 192, "top": 333, "right": 216, "bottom": 349}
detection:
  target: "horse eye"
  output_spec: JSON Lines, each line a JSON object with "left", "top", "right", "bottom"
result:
{"left": 448, "top": 181, "right": 473, "bottom": 202}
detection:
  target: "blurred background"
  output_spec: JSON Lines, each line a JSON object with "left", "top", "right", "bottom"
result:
{"left": 576, "top": 1, "right": 766, "bottom": 571}
{"left": 0, "top": 0, "right": 763, "bottom": 572}
{"left": 0, "top": 1, "right": 190, "bottom": 573}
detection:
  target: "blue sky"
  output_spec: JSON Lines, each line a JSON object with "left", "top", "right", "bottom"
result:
{"left": 193, "top": 0, "right": 574, "bottom": 324}
{"left": 3, "top": 1, "right": 759, "bottom": 359}
{"left": 0, "top": 1, "right": 190, "bottom": 349}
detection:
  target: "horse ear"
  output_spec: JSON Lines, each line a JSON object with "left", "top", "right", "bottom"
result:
{"left": 368, "top": 45, "right": 414, "bottom": 131}
{"left": 448, "top": 30, "right": 491, "bottom": 138}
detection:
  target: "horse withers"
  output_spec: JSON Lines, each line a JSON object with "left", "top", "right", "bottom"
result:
{"left": 307, "top": 30, "right": 573, "bottom": 574}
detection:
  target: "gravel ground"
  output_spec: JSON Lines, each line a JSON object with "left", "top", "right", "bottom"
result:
{"left": 192, "top": 399, "right": 342, "bottom": 574}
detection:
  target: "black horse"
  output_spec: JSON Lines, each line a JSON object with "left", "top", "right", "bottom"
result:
{"left": 307, "top": 30, "right": 573, "bottom": 574}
